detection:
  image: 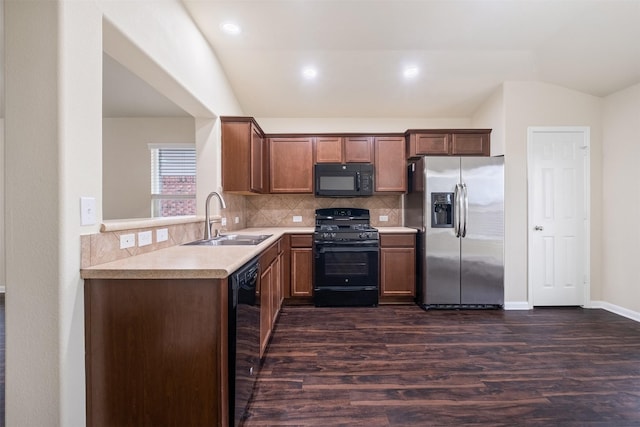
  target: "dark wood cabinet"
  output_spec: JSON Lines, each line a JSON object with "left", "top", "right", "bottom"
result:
{"left": 344, "top": 136, "right": 374, "bottom": 163}
{"left": 85, "top": 278, "right": 228, "bottom": 426}
{"left": 259, "top": 238, "right": 284, "bottom": 357}
{"left": 250, "top": 124, "right": 266, "bottom": 192}
{"left": 374, "top": 136, "right": 407, "bottom": 193}
{"left": 315, "top": 136, "right": 373, "bottom": 163}
{"left": 222, "top": 117, "right": 266, "bottom": 194}
{"left": 450, "top": 132, "right": 490, "bottom": 156}
{"left": 380, "top": 233, "right": 416, "bottom": 302}
{"left": 269, "top": 137, "right": 314, "bottom": 193}
{"left": 315, "top": 136, "right": 343, "bottom": 163}
{"left": 407, "top": 132, "right": 449, "bottom": 155}
{"left": 406, "top": 130, "right": 491, "bottom": 158}
{"left": 289, "top": 234, "right": 313, "bottom": 298}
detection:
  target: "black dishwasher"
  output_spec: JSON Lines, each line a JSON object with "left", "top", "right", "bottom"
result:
{"left": 229, "top": 257, "right": 260, "bottom": 426}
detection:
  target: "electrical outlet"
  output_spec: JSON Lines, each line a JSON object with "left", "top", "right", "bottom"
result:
{"left": 138, "top": 231, "right": 152, "bottom": 247}
{"left": 221, "top": 217, "right": 227, "bottom": 227}
{"left": 80, "top": 197, "right": 96, "bottom": 226}
{"left": 379, "top": 215, "right": 389, "bottom": 222}
{"left": 120, "top": 233, "right": 135, "bottom": 249}
{"left": 234, "top": 217, "right": 240, "bottom": 224}
{"left": 156, "top": 228, "right": 169, "bottom": 242}
{"left": 293, "top": 215, "right": 303, "bottom": 223}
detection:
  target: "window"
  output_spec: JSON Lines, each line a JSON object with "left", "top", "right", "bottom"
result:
{"left": 149, "top": 143, "right": 196, "bottom": 217}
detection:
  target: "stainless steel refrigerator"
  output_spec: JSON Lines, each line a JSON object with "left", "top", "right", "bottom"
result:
{"left": 404, "top": 156, "right": 504, "bottom": 308}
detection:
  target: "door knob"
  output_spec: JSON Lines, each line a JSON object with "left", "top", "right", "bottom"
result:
{"left": 534, "top": 225, "right": 544, "bottom": 231}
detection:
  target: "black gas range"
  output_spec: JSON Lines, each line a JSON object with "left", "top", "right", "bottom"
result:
{"left": 313, "top": 208, "right": 379, "bottom": 307}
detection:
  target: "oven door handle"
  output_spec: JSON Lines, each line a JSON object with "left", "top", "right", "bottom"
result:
{"left": 315, "top": 246, "right": 379, "bottom": 254}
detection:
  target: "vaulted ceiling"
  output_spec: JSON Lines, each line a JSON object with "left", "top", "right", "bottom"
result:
{"left": 101, "top": 0, "right": 640, "bottom": 118}
{"left": 182, "top": 0, "right": 640, "bottom": 118}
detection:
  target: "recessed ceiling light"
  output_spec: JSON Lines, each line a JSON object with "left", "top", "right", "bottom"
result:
{"left": 403, "top": 66, "right": 419, "bottom": 79}
{"left": 220, "top": 21, "right": 241, "bottom": 35}
{"left": 302, "top": 66, "right": 318, "bottom": 79}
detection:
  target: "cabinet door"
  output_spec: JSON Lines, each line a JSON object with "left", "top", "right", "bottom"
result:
{"left": 374, "top": 136, "right": 406, "bottom": 192}
{"left": 451, "top": 132, "right": 490, "bottom": 156}
{"left": 271, "top": 253, "right": 282, "bottom": 325}
{"left": 269, "top": 137, "right": 314, "bottom": 193}
{"left": 344, "top": 136, "right": 373, "bottom": 163}
{"left": 315, "top": 136, "right": 343, "bottom": 163}
{"left": 221, "top": 120, "right": 252, "bottom": 192}
{"left": 380, "top": 247, "right": 416, "bottom": 296}
{"left": 291, "top": 248, "right": 313, "bottom": 296}
{"left": 250, "top": 124, "right": 266, "bottom": 192}
{"left": 410, "top": 133, "right": 450, "bottom": 156}
{"left": 380, "top": 234, "right": 416, "bottom": 298}
{"left": 259, "top": 264, "right": 272, "bottom": 358}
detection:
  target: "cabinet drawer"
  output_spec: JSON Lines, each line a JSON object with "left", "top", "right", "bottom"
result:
{"left": 260, "top": 240, "right": 280, "bottom": 266}
{"left": 380, "top": 233, "right": 415, "bottom": 248}
{"left": 290, "top": 234, "right": 312, "bottom": 248}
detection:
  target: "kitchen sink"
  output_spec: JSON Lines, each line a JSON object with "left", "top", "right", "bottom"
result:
{"left": 183, "top": 234, "right": 273, "bottom": 246}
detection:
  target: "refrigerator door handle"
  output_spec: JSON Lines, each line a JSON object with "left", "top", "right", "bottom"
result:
{"left": 454, "top": 184, "right": 461, "bottom": 237}
{"left": 461, "top": 183, "right": 469, "bottom": 238}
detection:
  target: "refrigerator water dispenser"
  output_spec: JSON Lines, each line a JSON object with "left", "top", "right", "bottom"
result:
{"left": 431, "top": 192, "right": 454, "bottom": 228}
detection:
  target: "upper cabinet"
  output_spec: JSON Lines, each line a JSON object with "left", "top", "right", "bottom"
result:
{"left": 374, "top": 136, "right": 407, "bottom": 193}
{"left": 406, "top": 130, "right": 491, "bottom": 158}
{"left": 315, "top": 136, "right": 373, "bottom": 163}
{"left": 315, "top": 137, "right": 343, "bottom": 163}
{"left": 344, "top": 136, "right": 374, "bottom": 163}
{"left": 222, "top": 117, "right": 491, "bottom": 195}
{"left": 269, "top": 137, "right": 314, "bottom": 193}
{"left": 221, "top": 117, "right": 267, "bottom": 194}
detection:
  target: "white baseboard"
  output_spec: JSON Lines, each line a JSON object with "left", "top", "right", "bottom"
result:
{"left": 590, "top": 300, "right": 640, "bottom": 323}
{"left": 504, "top": 301, "right": 530, "bottom": 310}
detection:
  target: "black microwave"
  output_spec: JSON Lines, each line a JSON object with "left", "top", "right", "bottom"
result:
{"left": 314, "top": 163, "right": 374, "bottom": 197}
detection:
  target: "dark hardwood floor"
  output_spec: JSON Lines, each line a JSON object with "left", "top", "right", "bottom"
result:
{"left": 1, "top": 294, "right": 4, "bottom": 427}
{"left": 244, "top": 305, "right": 640, "bottom": 426}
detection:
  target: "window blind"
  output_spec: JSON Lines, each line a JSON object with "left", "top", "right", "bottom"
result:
{"left": 149, "top": 144, "right": 196, "bottom": 217}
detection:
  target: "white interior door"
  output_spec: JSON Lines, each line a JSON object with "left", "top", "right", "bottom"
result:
{"left": 527, "top": 127, "right": 590, "bottom": 307}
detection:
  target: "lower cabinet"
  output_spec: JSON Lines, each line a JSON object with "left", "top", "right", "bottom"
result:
{"left": 289, "top": 234, "right": 313, "bottom": 298}
{"left": 380, "top": 233, "right": 416, "bottom": 302}
{"left": 84, "top": 278, "right": 229, "bottom": 426}
{"left": 285, "top": 232, "right": 417, "bottom": 304}
{"left": 259, "top": 238, "right": 284, "bottom": 358}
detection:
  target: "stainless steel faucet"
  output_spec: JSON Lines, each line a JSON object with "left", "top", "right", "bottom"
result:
{"left": 204, "top": 191, "right": 227, "bottom": 240}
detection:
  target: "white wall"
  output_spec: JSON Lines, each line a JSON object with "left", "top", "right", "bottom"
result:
{"left": 0, "top": 119, "right": 4, "bottom": 289}
{"left": 256, "top": 117, "right": 471, "bottom": 134}
{"left": 501, "top": 82, "right": 603, "bottom": 305}
{"left": 103, "top": 117, "right": 195, "bottom": 220}
{"left": 602, "top": 83, "right": 640, "bottom": 313}
{"left": 472, "top": 85, "right": 505, "bottom": 156}
{"left": 4, "top": 1, "right": 242, "bottom": 425}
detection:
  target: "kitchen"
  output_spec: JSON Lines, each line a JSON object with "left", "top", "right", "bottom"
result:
{"left": 3, "top": 1, "right": 640, "bottom": 426}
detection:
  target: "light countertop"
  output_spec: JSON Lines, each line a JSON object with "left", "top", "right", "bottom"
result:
{"left": 81, "top": 226, "right": 416, "bottom": 281}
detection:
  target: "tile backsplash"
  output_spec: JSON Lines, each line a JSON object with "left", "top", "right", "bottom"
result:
{"left": 82, "top": 193, "right": 401, "bottom": 268}
{"left": 245, "top": 194, "right": 402, "bottom": 227}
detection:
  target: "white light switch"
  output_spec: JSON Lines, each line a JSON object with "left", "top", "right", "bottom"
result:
{"left": 293, "top": 215, "right": 303, "bottom": 223}
{"left": 80, "top": 197, "right": 96, "bottom": 226}
{"left": 379, "top": 215, "right": 389, "bottom": 222}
